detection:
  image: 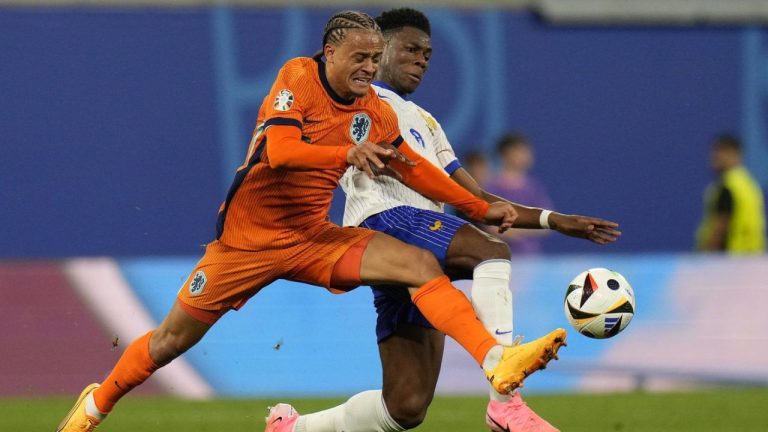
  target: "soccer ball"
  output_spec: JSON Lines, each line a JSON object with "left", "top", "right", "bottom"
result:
{"left": 564, "top": 268, "right": 635, "bottom": 339}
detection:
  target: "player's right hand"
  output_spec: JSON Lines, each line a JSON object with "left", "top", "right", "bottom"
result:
{"left": 483, "top": 202, "right": 518, "bottom": 233}
{"left": 347, "top": 141, "right": 414, "bottom": 179}
{"left": 549, "top": 213, "right": 621, "bottom": 245}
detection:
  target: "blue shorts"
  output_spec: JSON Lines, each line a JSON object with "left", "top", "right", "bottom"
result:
{"left": 360, "top": 206, "right": 468, "bottom": 342}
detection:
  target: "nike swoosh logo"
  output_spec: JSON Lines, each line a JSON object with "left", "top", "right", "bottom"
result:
{"left": 271, "top": 416, "right": 283, "bottom": 424}
{"left": 495, "top": 329, "right": 513, "bottom": 335}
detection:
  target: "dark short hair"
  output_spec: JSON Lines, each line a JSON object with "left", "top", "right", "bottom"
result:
{"left": 375, "top": 8, "right": 431, "bottom": 36}
{"left": 713, "top": 133, "right": 742, "bottom": 152}
{"left": 496, "top": 132, "right": 530, "bottom": 155}
{"left": 322, "top": 10, "right": 380, "bottom": 47}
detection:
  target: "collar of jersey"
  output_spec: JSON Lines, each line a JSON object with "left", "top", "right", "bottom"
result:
{"left": 372, "top": 80, "right": 408, "bottom": 100}
{"left": 313, "top": 55, "right": 355, "bottom": 106}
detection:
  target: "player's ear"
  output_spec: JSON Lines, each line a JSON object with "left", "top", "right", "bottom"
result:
{"left": 323, "top": 44, "right": 335, "bottom": 63}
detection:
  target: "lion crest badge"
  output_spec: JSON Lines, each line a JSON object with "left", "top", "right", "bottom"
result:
{"left": 350, "top": 113, "right": 371, "bottom": 144}
{"left": 189, "top": 270, "right": 207, "bottom": 296}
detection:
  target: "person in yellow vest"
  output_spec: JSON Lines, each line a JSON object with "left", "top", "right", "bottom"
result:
{"left": 696, "top": 134, "right": 766, "bottom": 253}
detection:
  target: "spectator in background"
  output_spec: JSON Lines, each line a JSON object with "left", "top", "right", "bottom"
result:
{"left": 485, "top": 132, "right": 554, "bottom": 254}
{"left": 695, "top": 134, "right": 766, "bottom": 254}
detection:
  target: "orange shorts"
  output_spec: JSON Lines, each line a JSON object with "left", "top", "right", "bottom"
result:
{"left": 176, "top": 222, "right": 374, "bottom": 324}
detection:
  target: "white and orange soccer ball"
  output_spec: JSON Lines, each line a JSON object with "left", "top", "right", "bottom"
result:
{"left": 564, "top": 268, "right": 635, "bottom": 339}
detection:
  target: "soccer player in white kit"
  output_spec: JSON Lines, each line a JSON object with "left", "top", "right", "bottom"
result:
{"left": 266, "top": 8, "right": 621, "bottom": 432}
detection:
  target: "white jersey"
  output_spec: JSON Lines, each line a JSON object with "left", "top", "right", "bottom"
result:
{"left": 340, "top": 83, "right": 461, "bottom": 227}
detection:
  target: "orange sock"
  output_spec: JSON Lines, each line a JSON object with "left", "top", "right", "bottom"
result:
{"left": 411, "top": 275, "right": 497, "bottom": 365}
{"left": 93, "top": 331, "right": 159, "bottom": 413}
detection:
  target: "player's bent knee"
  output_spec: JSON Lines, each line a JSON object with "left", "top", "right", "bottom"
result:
{"left": 405, "top": 246, "right": 443, "bottom": 284}
{"left": 386, "top": 393, "right": 431, "bottom": 429}
{"left": 485, "top": 237, "right": 511, "bottom": 261}
{"left": 446, "top": 226, "right": 511, "bottom": 271}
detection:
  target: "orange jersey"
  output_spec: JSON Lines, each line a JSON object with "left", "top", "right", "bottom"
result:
{"left": 216, "top": 56, "right": 403, "bottom": 250}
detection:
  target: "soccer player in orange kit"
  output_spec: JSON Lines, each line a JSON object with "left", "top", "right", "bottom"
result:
{"left": 57, "top": 10, "right": 565, "bottom": 431}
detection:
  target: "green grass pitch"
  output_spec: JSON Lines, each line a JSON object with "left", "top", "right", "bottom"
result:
{"left": 8, "top": 388, "right": 768, "bottom": 431}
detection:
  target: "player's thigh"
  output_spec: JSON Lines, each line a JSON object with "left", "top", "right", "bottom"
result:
{"left": 380, "top": 324, "right": 444, "bottom": 416}
{"left": 445, "top": 224, "right": 511, "bottom": 275}
{"left": 177, "top": 240, "right": 281, "bottom": 320}
{"left": 161, "top": 242, "right": 281, "bottom": 363}
{"left": 360, "top": 232, "right": 443, "bottom": 287}
{"left": 287, "top": 224, "right": 374, "bottom": 291}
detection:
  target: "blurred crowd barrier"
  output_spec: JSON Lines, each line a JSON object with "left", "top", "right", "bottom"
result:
{"left": 3, "top": 254, "right": 766, "bottom": 397}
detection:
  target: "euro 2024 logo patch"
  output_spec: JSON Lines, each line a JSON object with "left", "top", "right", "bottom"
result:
{"left": 189, "top": 270, "right": 207, "bottom": 296}
{"left": 350, "top": 112, "right": 371, "bottom": 144}
{"left": 273, "top": 89, "right": 294, "bottom": 111}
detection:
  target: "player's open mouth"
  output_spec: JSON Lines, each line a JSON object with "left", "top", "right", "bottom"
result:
{"left": 352, "top": 77, "right": 371, "bottom": 85}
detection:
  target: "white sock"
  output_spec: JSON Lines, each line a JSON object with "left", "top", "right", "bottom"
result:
{"left": 481, "top": 345, "right": 504, "bottom": 371}
{"left": 472, "top": 259, "right": 514, "bottom": 403}
{"left": 84, "top": 392, "right": 107, "bottom": 420}
{"left": 293, "top": 404, "right": 341, "bottom": 432}
{"left": 294, "top": 390, "right": 404, "bottom": 432}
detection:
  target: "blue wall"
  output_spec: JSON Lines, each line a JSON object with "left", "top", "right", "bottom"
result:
{"left": 2, "top": 7, "right": 766, "bottom": 257}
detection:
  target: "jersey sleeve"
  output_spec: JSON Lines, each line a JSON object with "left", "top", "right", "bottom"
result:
{"left": 432, "top": 121, "right": 461, "bottom": 175}
{"left": 378, "top": 100, "right": 405, "bottom": 148}
{"left": 261, "top": 61, "right": 311, "bottom": 130}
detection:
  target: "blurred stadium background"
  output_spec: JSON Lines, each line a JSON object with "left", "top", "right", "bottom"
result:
{"left": 2, "top": 0, "right": 768, "bottom": 430}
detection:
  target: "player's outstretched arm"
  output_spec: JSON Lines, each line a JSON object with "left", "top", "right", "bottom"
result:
{"left": 388, "top": 142, "right": 522, "bottom": 225}
{"left": 449, "top": 167, "right": 621, "bottom": 244}
{"left": 451, "top": 167, "right": 550, "bottom": 228}
{"left": 266, "top": 126, "right": 411, "bottom": 176}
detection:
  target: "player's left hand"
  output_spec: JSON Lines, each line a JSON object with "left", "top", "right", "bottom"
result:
{"left": 549, "top": 213, "right": 621, "bottom": 245}
{"left": 367, "top": 142, "right": 415, "bottom": 180}
{"left": 347, "top": 141, "right": 398, "bottom": 178}
{"left": 483, "top": 202, "right": 518, "bottom": 233}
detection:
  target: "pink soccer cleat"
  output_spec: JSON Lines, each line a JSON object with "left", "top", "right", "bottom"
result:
{"left": 485, "top": 392, "right": 559, "bottom": 432}
{"left": 264, "top": 403, "right": 299, "bottom": 432}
